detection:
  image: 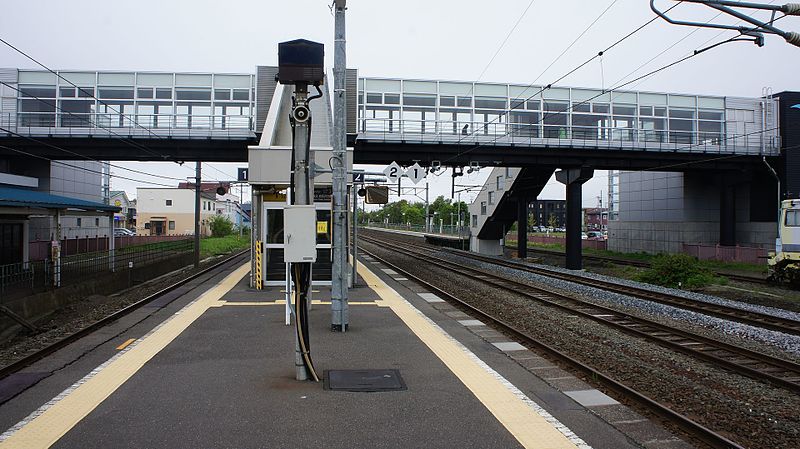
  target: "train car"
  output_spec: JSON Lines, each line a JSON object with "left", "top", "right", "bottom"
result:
{"left": 769, "top": 199, "right": 800, "bottom": 286}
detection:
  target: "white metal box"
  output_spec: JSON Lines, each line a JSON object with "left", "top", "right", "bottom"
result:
{"left": 284, "top": 205, "right": 317, "bottom": 263}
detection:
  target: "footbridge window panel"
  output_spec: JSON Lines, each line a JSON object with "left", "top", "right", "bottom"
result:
{"left": 668, "top": 109, "right": 696, "bottom": 144}
{"left": 543, "top": 101, "right": 569, "bottom": 139}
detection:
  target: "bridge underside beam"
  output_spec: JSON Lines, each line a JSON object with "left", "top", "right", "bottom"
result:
{"left": 352, "top": 140, "right": 773, "bottom": 172}
{"left": 0, "top": 136, "right": 257, "bottom": 162}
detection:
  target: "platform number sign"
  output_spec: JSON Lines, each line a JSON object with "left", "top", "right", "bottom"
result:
{"left": 383, "top": 162, "right": 403, "bottom": 183}
{"left": 405, "top": 162, "right": 426, "bottom": 184}
{"left": 237, "top": 167, "right": 249, "bottom": 182}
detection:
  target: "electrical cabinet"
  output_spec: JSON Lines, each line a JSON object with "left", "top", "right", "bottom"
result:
{"left": 284, "top": 205, "right": 317, "bottom": 263}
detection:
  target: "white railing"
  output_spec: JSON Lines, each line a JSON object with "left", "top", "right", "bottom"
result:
{"left": 357, "top": 118, "right": 780, "bottom": 155}
{"left": 0, "top": 112, "right": 256, "bottom": 139}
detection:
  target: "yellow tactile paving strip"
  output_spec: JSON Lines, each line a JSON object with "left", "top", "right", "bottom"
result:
{"left": 211, "top": 300, "right": 382, "bottom": 307}
{"left": 2, "top": 260, "right": 581, "bottom": 449}
{"left": 358, "top": 261, "right": 580, "bottom": 449}
{"left": 0, "top": 263, "right": 250, "bottom": 449}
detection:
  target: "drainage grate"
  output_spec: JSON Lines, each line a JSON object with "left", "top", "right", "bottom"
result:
{"left": 324, "top": 369, "right": 407, "bottom": 392}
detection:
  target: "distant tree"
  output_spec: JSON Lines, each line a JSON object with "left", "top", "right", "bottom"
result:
{"left": 548, "top": 214, "right": 558, "bottom": 230}
{"left": 209, "top": 215, "right": 234, "bottom": 237}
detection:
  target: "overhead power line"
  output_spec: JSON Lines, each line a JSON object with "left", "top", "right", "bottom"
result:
{"left": 453, "top": 1, "right": 684, "bottom": 149}
{"left": 0, "top": 36, "right": 226, "bottom": 183}
{"left": 0, "top": 144, "right": 174, "bottom": 188}
{"left": 443, "top": 31, "right": 763, "bottom": 165}
{"left": 0, "top": 126, "right": 187, "bottom": 182}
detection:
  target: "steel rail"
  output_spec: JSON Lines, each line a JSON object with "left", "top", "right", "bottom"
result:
{"left": 458, "top": 247, "right": 798, "bottom": 336}
{"left": 361, "top": 234, "right": 800, "bottom": 392}
{"left": 358, "top": 243, "right": 745, "bottom": 449}
{"left": 0, "top": 249, "right": 249, "bottom": 380}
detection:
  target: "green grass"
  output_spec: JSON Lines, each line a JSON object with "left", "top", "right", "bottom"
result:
{"left": 200, "top": 235, "right": 251, "bottom": 259}
{"left": 505, "top": 239, "right": 767, "bottom": 278}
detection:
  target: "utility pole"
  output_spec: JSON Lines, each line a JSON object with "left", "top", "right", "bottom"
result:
{"left": 194, "top": 162, "right": 201, "bottom": 268}
{"left": 332, "top": 0, "right": 349, "bottom": 332}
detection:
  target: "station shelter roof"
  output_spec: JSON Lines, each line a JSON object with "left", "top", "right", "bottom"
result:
{"left": 0, "top": 186, "right": 120, "bottom": 213}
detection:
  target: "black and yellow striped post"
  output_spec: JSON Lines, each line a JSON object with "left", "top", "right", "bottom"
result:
{"left": 254, "top": 240, "right": 263, "bottom": 290}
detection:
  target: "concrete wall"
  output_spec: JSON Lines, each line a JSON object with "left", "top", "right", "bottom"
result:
{"left": 610, "top": 170, "right": 777, "bottom": 254}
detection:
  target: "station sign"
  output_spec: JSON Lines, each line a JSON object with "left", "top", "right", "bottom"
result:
{"left": 405, "top": 162, "right": 426, "bottom": 185}
{"left": 383, "top": 162, "right": 403, "bottom": 183}
{"left": 237, "top": 167, "right": 249, "bottom": 181}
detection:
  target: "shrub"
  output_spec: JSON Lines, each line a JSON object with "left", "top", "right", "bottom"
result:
{"left": 635, "top": 253, "right": 721, "bottom": 289}
{"left": 209, "top": 215, "right": 234, "bottom": 237}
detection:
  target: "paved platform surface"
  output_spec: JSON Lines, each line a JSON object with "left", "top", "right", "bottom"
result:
{"left": 0, "top": 255, "right": 692, "bottom": 449}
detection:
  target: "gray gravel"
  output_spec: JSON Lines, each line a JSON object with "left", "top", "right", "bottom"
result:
{"left": 361, "top": 237, "right": 800, "bottom": 449}
{"left": 435, "top": 250, "right": 800, "bottom": 360}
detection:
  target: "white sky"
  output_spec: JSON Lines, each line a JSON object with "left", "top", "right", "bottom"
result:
{"left": 2, "top": 0, "right": 798, "bottom": 207}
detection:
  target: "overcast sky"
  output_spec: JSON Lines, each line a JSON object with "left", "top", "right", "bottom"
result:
{"left": 2, "top": 0, "right": 798, "bottom": 207}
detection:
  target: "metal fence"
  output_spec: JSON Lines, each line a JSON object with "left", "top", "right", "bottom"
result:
{"left": 365, "top": 222, "right": 469, "bottom": 238}
{"left": 682, "top": 243, "right": 768, "bottom": 265}
{"left": 1, "top": 238, "right": 193, "bottom": 297}
{"left": 29, "top": 234, "right": 192, "bottom": 261}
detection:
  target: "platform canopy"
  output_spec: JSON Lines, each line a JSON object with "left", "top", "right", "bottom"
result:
{"left": 0, "top": 186, "right": 120, "bottom": 213}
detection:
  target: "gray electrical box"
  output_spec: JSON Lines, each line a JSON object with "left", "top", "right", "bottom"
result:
{"left": 284, "top": 205, "right": 317, "bottom": 263}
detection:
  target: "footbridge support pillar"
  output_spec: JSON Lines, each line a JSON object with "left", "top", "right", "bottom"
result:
{"left": 556, "top": 167, "right": 594, "bottom": 270}
{"left": 517, "top": 194, "right": 529, "bottom": 259}
{"left": 720, "top": 176, "right": 737, "bottom": 247}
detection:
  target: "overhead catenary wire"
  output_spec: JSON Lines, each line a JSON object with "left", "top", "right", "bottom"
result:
{"left": 444, "top": 31, "right": 759, "bottom": 167}
{"left": 623, "top": 0, "right": 785, "bottom": 88}
{"left": 1, "top": 81, "right": 181, "bottom": 165}
{"left": 0, "top": 36, "right": 230, "bottom": 184}
{"left": 452, "top": 1, "right": 685, "bottom": 149}
{"left": 0, "top": 86, "right": 230, "bottom": 184}
{"left": 0, "top": 37, "right": 173, "bottom": 155}
{"left": 471, "top": 0, "right": 538, "bottom": 85}
{"left": 0, "top": 144, "right": 175, "bottom": 187}
{"left": 0, "top": 126, "right": 191, "bottom": 182}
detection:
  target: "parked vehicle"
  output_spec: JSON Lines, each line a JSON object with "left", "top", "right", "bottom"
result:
{"left": 585, "top": 231, "right": 604, "bottom": 240}
{"left": 769, "top": 199, "right": 800, "bottom": 286}
{"left": 114, "top": 228, "right": 135, "bottom": 237}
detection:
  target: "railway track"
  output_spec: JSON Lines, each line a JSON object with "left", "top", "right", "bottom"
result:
{"left": 458, "top": 248, "right": 800, "bottom": 337}
{"left": 361, "top": 234, "right": 800, "bottom": 393}
{"left": 0, "top": 249, "right": 249, "bottom": 380}
{"left": 371, "top": 231, "right": 796, "bottom": 336}
{"left": 358, "top": 240, "right": 746, "bottom": 449}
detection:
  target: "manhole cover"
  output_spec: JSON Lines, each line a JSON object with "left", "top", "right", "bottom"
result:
{"left": 324, "top": 369, "right": 406, "bottom": 392}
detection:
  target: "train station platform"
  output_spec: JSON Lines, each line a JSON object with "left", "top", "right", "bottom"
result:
{"left": 0, "top": 256, "right": 689, "bottom": 449}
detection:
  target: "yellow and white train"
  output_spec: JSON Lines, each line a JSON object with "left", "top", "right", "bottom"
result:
{"left": 769, "top": 199, "right": 800, "bottom": 286}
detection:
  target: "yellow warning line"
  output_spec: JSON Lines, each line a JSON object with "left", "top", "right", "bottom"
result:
{"left": 357, "top": 261, "right": 578, "bottom": 449}
{"left": 211, "top": 300, "right": 380, "bottom": 307}
{"left": 0, "top": 263, "right": 250, "bottom": 449}
{"left": 115, "top": 339, "right": 135, "bottom": 351}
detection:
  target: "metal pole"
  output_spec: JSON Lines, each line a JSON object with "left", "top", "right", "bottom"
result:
{"left": 108, "top": 212, "right": 115, "bottom": 272}
{"left": 194, "top": 162, "right": 201, "bottom": 269}
{"left": 331, "top": 0, "right": 349, "bottom": 331}
{"left": 351, "top": 183, "right": 358, "bottom": 287}
{"left": 292, "top": 85, "right": 313, "bottom": 381}
{"left": 425, "top": 179, "right": 429, "bottom": 233}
